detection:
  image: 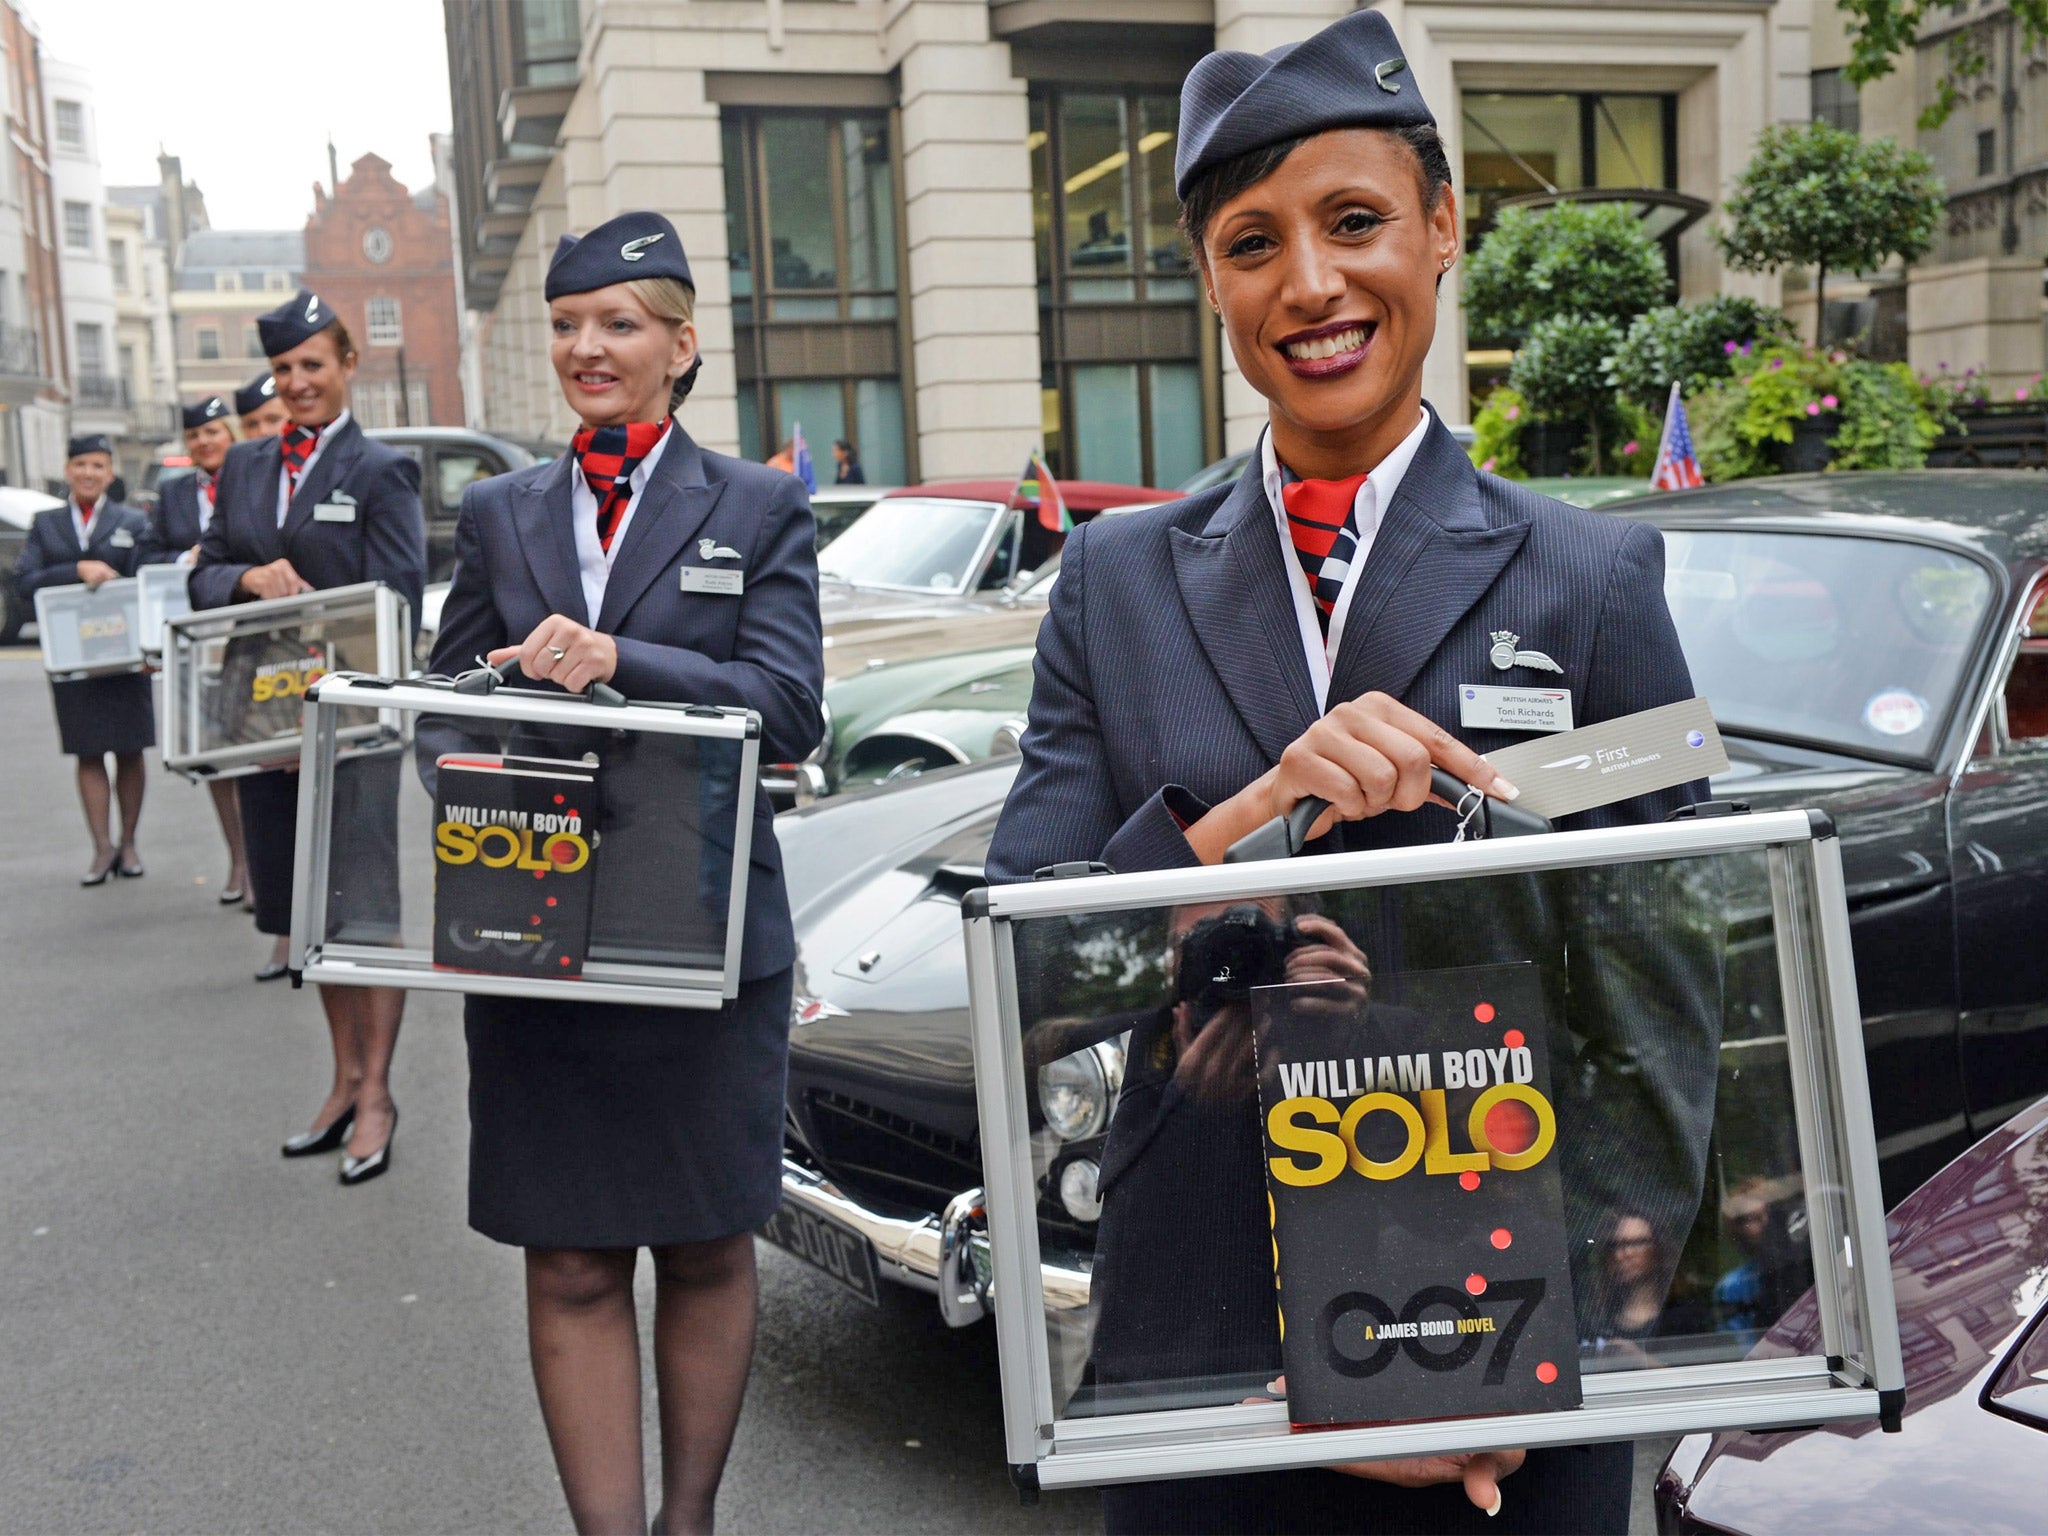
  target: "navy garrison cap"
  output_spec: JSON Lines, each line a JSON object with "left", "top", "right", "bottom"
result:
{"left": 67, "top": 433, "right": 114, "bottom": 460}
{"left": 545, "top": 211, "right": 693, "bottom": 300}
{"left": 1175, "top": 8, "right": 1435, "bottom": 199}
{"left": 235, "top": 372, "right": 277, "bottom": 416}
{"left": 182, "top": 396, "right": 230, "bottom": 431}
{"left": 256, "top": 287, "right": 339, "bottom": 358}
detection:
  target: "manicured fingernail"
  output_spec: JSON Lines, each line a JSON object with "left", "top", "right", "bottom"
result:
{"left": 1494, "top": 776, "right": 1520, "bottom": 801}
{"left": 1487, "top": 1490, "right": 1503, "bottom": 1518}
{"left": 1267, "top": 1379, "right": 1284, "bottom": 1396}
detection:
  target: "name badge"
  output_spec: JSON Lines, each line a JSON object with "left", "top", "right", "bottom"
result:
{"left": 1460, "top": 684, "right": 1571, "bottom": 734}
{"left": 1483, "top": 697, "right": 1729, "bottom": 821}
{"left": 313, "top": 502, "right": 356, "bottom": 523}
{"left": 679, "top": 565, "right": 743, "bottom": 597}
{"left": 109, "top": 528, "right": 136, "bottom": 548}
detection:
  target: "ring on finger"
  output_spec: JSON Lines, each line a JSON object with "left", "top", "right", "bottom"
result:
{"left": 547, "top": 644, "right": 567, "bottom": 660}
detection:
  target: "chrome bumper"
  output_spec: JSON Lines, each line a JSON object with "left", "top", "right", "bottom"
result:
{"left": 778, "top": 1157, "right": 1091, "bottom": 1327}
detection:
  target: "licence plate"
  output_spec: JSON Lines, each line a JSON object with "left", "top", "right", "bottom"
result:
{"left": 760, "top": 1204, "right": 881, "bottom": 1306}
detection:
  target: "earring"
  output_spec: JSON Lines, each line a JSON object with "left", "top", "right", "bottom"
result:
{"left": 1441, "top": 256, "right": 1454, "bottom": 270}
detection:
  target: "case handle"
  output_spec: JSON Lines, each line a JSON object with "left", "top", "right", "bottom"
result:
{"left": 451, "top": 656, "right": 625, "bottom": 707}
{"left": 1222, "top": 769, "right": 1552, "bottom": 864}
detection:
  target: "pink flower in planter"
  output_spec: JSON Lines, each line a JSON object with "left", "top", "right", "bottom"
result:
{"left": 2017, "top": 387, "right": 2032, "bottom": 403}
{"left": 1805, "top": 402, "right": 1822, "bottom": 416}
{"left": 1621, "top": 440, "right": 1640, "bottom": 456}
{"left": 1724, "top": 340, "right": 1739, "bottom": 355}
{"left": 1769, "top": 357, "right": 1785, "bottom": 371}
{"left": 1821, "top": 394, "right": 1839, "bottom": 409}
{"left": 1504, "top": 404, "right": 1520, "bottom": 421}
{"left": 1481, "top": 456, "right": 1497, "bottom": 472}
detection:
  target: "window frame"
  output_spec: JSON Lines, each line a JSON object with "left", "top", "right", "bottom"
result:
{"left": 53, "top": 98, "right": 84, "bottom": 152}
{"left": 195, "top": 325, "right": 221, "bottom": 361}
{"left": 366, "top": 297, "right": 404, "bottom": 347}
{"left": 61, "top": 200, "right": 92, "bottom": 252}
{"left": 1985, "top": 580, "right": 2048, "bottom": 755}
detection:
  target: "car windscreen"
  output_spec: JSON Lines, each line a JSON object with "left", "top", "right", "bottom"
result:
{"left": 817, "top": 497, "right": 999, "bottom": 593}
{"left": 1661, "top": 528, "right": 1995, "bottom": 763}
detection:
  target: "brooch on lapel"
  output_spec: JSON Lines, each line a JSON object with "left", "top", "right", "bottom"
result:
{"left": 1488, "top": 630, "right": 1562, "bottom": 674}
{"left": 697, "top": 537, "right": 742, "bottom": 561}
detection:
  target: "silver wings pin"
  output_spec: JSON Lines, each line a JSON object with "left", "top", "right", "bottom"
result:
{"left": 1488, "top": 630, "right": 1563, "bottom": 674}
{"left": 698, "top": 537, "right": 743, "bottom": 561}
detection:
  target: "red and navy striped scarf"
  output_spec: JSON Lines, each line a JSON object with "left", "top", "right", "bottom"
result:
{"left": 571, "top": 417, "right": 673, "bottom": 553}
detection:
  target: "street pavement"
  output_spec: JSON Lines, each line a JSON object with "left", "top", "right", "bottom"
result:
{"left": 0, "top": 650, "right": 1662, "bottom": 1533}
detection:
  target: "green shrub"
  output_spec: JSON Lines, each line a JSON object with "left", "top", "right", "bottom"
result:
{"left": 1688, "top": 344, "right": 1946, "bottom": 478}
{"left": 1464, "top": 203, "right": 1669, "bottom": 348}
{"left": 1610, "top": 297, "right": 1794, "bottom": 409}
{"left": 1468, "top": 387, "right": 1530, "bottom": 479}
{"left": 1509, "top": 316, "right": 1629, "bottom": 473}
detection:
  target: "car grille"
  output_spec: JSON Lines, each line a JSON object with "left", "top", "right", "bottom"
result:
{"left": 805, "top": 1090, "right": 982, "bottom": 1214}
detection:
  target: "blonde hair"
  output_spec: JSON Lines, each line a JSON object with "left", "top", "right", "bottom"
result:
{"left": 625, "top": 276, "right": 699, "bottom": 407}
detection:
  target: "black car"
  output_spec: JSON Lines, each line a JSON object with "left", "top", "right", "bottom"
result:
{"left": 764, "top": 471, "right": 2048, "bottom": 1330}
{"left": 365, "top": 427, "right": 554, "bottom": 582}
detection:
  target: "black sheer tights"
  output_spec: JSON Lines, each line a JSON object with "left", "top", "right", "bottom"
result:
{"left": 525, "top": 1234, "right": 759, "bottom": 1536}
{"left": 76, "top": 752, "right": 144, "bottom": 865}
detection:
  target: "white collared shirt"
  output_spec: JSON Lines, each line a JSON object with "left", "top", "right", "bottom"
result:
{"left": 177, "top": 472, "right": 215, "bottom": 566}
{"left": 70, "top": 495, "right": 106, "bottom": 548}
{"left": 1259, "top": 408, "right": 1431, "bottom": 712}
{"left": 275, "top": 407, "right": 353, "bottom": 527}
{"left": 569, "top": 421, "right": 675, "bottom": 624}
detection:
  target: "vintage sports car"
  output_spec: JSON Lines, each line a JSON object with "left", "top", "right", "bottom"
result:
{"left": 762, "top": 470, "right": 2048, "bottom": 1337}
{"left": 1656, "top": 1093, "right": 2048, "bottom": 1536}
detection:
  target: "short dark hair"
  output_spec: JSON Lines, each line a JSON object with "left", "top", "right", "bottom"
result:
{"left": 1178, "top": 123, "right": 1454, "bottom": 260}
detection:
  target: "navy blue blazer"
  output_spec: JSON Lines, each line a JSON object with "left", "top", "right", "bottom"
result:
{"left": 191, "top": 416, "right": 425, "bottom": 621}
{"left": 986, "top": 413, "right": 1702, "bottom": 880}
{"left": 138, "top": 473, "right": 207, "bottom": 565}
{"left": 427, "top": 427, "right": 825, "bottom": 981}
{"left": 15, "top": 501, "right": 150, "bottom": 593}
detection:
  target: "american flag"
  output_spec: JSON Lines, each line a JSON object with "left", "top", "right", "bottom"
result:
{"left": 1650, "top": 381, "right": 1704, "bottom": 491}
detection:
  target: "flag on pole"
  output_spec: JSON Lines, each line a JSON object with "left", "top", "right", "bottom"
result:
{"left": 1009, "top": 448, "right": 1069, "bottom": 534}
{"left": 791, "top": 422, "right": 818, "bottom": 494}
{"left": 1649, "top": 381, "right": 1705, "bottom": 492}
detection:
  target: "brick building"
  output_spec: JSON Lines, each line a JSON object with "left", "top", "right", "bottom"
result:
{"left": 302, "top": 152, "right": 464, "bottom": 428}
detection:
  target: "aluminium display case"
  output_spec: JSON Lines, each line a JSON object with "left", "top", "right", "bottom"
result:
{"left": 291, "top": 671, "right": 762, "bottom": 1009}
{"left": 159, "top": 582, "right": 410, "bottom": 780}
{"left": 962, "top": 809, "right": 1902, "bottom": 1493}
{"left": 136, "top": 563, "right": 194, "bottom": 658}
{"left": 35, "top": 576, "right": 145, "bottom": 678}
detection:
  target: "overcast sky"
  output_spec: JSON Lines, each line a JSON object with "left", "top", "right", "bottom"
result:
{"left": 29, "top": 0, "right": 454, "bottom": 230}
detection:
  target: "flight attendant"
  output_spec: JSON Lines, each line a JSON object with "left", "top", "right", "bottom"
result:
{"left": 142, "top": 394, "right": 248, "bottom": 906}
{"left": 428, "top": 211, "right": 823, "bottom": 1536}
{"left": 985, "top": 12, "right": 1713, "bottom": 1534}
{"left": 236, "top": 370, "right": 290, "bottom": 439}
{"left": 193, "top": 289, "right": 425, "bottom": 1182}
{"left": 15, "top": 434, "right": 155, "bottom": 884}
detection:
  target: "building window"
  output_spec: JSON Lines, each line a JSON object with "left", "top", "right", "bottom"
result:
{"left": 246, "top": 324, "right": 265, "bottom": 358}
{"left": 722, "top": 109, "right": 911, "bottom": 484}
{"left": 63, "top": 201, "right": 92, "bottom": 252}
{"left": 1028, "top": 85, "right": 1209, "bottom": 487}
{"left": 54, "top": 99, "right": 84, "bottom": 151}
{"left": 119, "top": 342, "right": 137, "bottom": 390}
{"left": 366, "top": 297, "right": 403, "bottom": 346}
{"left": 214, "top": 271, "right": 237, "bottom": 292}
{"left": 519, "top": 0, "right": 581, "bottom": 85}
{"left": 1811, "top": 69, "right": 1861, "bottom": 136}
{"left": 355, "top": 379, "right": 432, "bottom": 429}
{"left": 196, "top": 326, "right": 221, "bottom": 360}
{"left": 75, "top": 322, "right": 105, "bottom": 376}
{"left": 266, "top": 271, "right": 290, "bottom": 292}
{"left": 1977, "top": 129, "right": 1998, "bottom": 178}
{"left": 108, "top": 237, "right": 128, "bottom": 290}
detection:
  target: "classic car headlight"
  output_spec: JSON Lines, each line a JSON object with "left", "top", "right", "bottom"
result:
{"left": 1059, "top": 1158, "right": 1103, "bottom": 1222}
{"left": 1038, "top": 1037, "right": 1126, "bottom": 1142}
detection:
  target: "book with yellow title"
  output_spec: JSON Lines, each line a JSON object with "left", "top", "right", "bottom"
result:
{"left": 433, "top": 753, "right": 600, "bottom": 977}
{"left": 1254, "top": 961, "right": 1582, "bottom": 1425}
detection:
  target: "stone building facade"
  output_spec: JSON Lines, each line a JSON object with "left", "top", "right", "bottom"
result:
{"left": 0, "top": 0, "right": 67, "bottom": 489}
{"left": 444, "top": 0, "right": 1825, "bottom": 480}
{"left": 301, "top": 152, "right": 465, "bottom": 428}
{"left": 170, "top": 230, "right": 304, "bottom": 404}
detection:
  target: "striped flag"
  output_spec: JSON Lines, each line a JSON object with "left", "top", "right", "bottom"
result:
{"left": 1649, "top": 381, "right": 1705, "bottom": 492}
{"left": 1010, "top": 448, "right": 1070, "bottom": 533}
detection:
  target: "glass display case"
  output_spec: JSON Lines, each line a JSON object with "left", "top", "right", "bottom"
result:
{"left": 36, "top": 576, "right": 146, "bottom": 678}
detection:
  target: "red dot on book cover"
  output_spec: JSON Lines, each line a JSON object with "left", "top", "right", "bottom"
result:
{"left": 1485, "top": 1098, "right": 1541, "bottom": 1157}
{"left": 1503, "top": 1028, "right": 1526, "bottom": 1049}
{"left": 530, "top": 915, "right": 541, "bottom": 926}
{"left": 1535, "top": 1361, "right": 1559, "bottom": 1384}
{"left": 553, "top": 794, "right": 565, "bottom": 805}
{"left": 1465, "top": 1273, "right": 1487, "bottom": 1296}
{"left": 1473, "top": 1002, "right": 1495, "bottom": 1023}
{"left": 1490, "top": 1228, "right": 1512, "bottom": 1250}
{"left": 559, "top": 956, "right": 572, "bottom": 967}
{"left": 533, "top": 869, "right": 546, "bottom": 880}
{"left": 546, "top": 896, "right": 558, "bottom": 908}
{"left": 1459, "top": 1171, "right": 1481, "bottom": 1191}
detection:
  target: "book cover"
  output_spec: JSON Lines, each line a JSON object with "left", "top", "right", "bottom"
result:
{"left": 212, "top": 632, "right": 332, "bottom": 745}
{"left": 432, "top": 753, "right": 600, "bottom": 977}
{"left": 1255, "top": 960, "right": 1583, "bottom": 1426}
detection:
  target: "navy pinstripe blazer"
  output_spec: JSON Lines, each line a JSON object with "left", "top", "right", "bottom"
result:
{"left": 985, "top": 410, "right": 1702, "bottom": 880}
{"left": 427, "top": 427, "right": 824, "bottom": 980}
{"left": 138, "top": 473, "right": 207, "bottom": 565}
{"left": 15, "top": 501, "right": 149, "bottom": 594}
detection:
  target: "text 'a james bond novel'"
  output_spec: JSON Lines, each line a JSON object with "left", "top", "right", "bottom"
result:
{"left": 1254, "top": 961, "right": 1582, "bottom": 1425}
{"left": 433, "top": 753, "right": 600, "bottom": 977}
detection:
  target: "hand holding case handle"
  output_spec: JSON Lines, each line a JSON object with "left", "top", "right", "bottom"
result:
{"left": 1223, "top": 767, "right": 1552, "bottom": 864}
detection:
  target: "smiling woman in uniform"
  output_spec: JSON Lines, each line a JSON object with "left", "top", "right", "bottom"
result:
{"left": 985, "top": 11, "right": 1707, "bottom": 1534}
{"left": 428, "top": 211, "right": 823, "bottom": 1536}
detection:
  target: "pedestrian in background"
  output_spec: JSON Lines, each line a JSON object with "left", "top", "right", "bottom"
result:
{"left": 193, "top": 289, "right": 425, "bottom": 1184}
{"left": 764, "top": 437, "right": 794, "bottom": 474}
{"left": 427, "top": 210, "right": 822, "bottom": 1536}
{"left": 15, "top": 434, "right": 155, "bottom": 885}
{"left": 235, "top": 370, "right": 290, "bottom": 439}
{"left": 831, "top": 437, "right": 864, "bottom": 484}
{"left": 142, "top": 395, "right": 248, "bottom": 907}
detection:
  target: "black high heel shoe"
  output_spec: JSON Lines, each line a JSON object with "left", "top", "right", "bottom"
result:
{"left": 340, "top": 1105, "right": 397, "bottom": 1186}
{"left": 281, "top": 1104, "right": 355, "bottom": 1158}
{"left": 81, "top": 854, "right": 117, "bottom": 887}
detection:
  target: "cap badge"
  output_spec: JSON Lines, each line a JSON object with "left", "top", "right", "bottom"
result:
{"left": 260, "top": 376, "right": 276, "bottom": 398}
{"left": 303, "top": 294, "right": 319, "bottom": 323}
{"left": 1374, "top": 58, "right": 1408, "bottom": 94}
{"left": 620, "top": 233, "right": 665, "bottom": 262}
{"left": 1489, "top": 630, "right": 1562, "bottom": 674}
